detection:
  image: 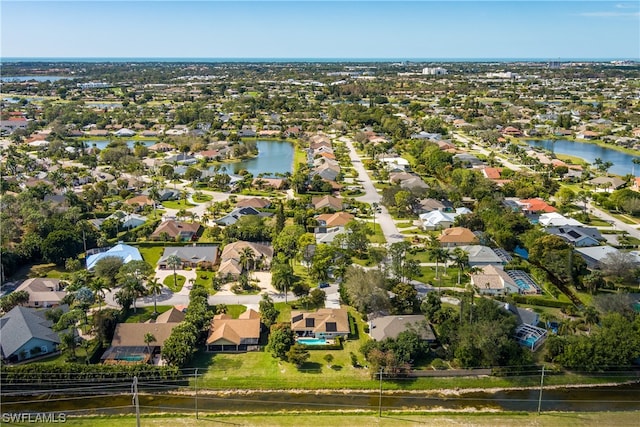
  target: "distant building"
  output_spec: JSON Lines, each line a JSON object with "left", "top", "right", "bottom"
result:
{"left": 422, "top": 67, "right": 447, "bottom": 75}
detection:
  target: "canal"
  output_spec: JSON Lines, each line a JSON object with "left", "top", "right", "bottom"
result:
{"left": 3, "top": 383, "right": 639, "bottom": 416}
{"left": 525, "top": 139, "right": 640, "bottom": 177}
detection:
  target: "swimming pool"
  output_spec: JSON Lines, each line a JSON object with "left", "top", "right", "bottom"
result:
{"left": 297, "top": 338, "right": 329, "bottom": 346}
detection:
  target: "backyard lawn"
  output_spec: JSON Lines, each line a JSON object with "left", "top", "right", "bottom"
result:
{"left": 137, "top": 245, "right": 165, "bottom": 266}
{"left": 191, "top": 307, "right": 374, "bottom": 389}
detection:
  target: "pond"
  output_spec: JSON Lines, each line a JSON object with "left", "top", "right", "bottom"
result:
{"left": 1, "top": 76, "right": 70, "bottom": 82}
{"left": 83, "top": 140, "right": 156, "bottom": 150}
{"left": 217, "top": 140, "right": 294, "bottom": 177}
{"left": 525, "top": 139, "right": 640, "bottom": 177}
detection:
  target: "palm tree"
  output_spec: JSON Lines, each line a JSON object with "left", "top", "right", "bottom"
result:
{"left": 146, "top": 277, "right": 163, "bottom": 314}
{"left": 428, "top": 245, "right": 450, "bottom": 279}
{"left": 166, "top": 255, "right": 182, "bottom": 291}
{"left": 583, "top": 306, "right": 599, "bottom": 334}
{"left": 239, "top": 247, "right": 255, "bottom": 274}
{"left": 144, "top": 333, "right": 156, "bottom": 362}
{"left": 451, "top": 248, "right": 469, "bottom": 285}
{"left": 148, "top": 185, "right": 160, "bottom": 219}
{"left": 90, "top": 277, "right": 110, "bottom": 312}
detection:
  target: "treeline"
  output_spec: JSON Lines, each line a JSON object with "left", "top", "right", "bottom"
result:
{"left": 161, "top": 284, "right": 213, "bottom": 367}
{"left": 545, "top": 312, "right": 640, "bottom": 371}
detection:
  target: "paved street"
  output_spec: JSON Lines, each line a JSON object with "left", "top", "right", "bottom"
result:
{"left": 587, "top": 202, "right": 640, "bottom": 240}
{"left": 340, "top": 136, "right": 404, "bottom": 244}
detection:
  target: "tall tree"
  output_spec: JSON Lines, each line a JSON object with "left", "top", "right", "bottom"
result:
{"left": 166, "top": 254, "right": 182, "bottom": 290}
{"left": 146, "top": 277, "right": 163, "bottom": 314}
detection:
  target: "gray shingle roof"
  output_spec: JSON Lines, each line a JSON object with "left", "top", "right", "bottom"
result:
{"left": 0, "top": 306, "right": 61, "bottom": 358}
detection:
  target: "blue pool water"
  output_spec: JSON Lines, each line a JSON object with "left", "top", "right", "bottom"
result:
{"left": 297, "top": 338, "right": 329, "bottom": 346}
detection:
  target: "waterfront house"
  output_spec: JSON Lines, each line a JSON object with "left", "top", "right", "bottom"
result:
{"left": 291, "top": 308, "right": 350, "bottom": 339}
{"left": 368, "top": 315, "right": 436, "bottom": 343}
{"left": 205, "top": 309, "right": 261, "bottom": 352}
{"left": 0, "top": 306, "right": 62, "bottom": 363}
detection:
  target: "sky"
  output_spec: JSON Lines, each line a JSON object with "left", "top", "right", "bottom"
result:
{"left": 1, "top": 1, "right": 639, "bottom": 59}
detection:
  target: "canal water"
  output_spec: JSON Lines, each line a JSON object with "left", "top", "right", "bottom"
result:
{"left": 525, "top": 139, "right": 640, "bottom": 177}
{"left": 3, "top": 384, "right": 639, "bottom": 415}
{"left": 219, "top": 140, "right": 294, "bottom": 177}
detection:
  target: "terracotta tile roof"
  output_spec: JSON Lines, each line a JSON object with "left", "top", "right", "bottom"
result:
{"left": 206, "top": 310, "right": 261, "bottom": 345}
{"left": 518, "top": 198, "right": 557, "bottom": 213}
{"left": 316, "top": 212, "right": 354, "bottom": 227}
{"left": 438, "top": 227, "right": 478, "bottom": 244}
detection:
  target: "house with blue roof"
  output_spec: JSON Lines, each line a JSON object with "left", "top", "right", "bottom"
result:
{"left": 86, "top": 243, "right": 143, "bottom": 270}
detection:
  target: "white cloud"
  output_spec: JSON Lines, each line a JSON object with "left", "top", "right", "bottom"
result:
{"left": 579, "top": 11, "right": 640, "bottom": 17}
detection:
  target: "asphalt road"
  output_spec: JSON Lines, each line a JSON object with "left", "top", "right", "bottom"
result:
{"left": 340, "top": 137, "right": 404, "bottom": 245}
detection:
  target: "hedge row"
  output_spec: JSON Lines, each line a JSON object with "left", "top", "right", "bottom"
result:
{"left": 1, "top": 363, "right": 181, "bottom": 385}
{"left": 511, "top": 294, "right": 573, "bottom": 309}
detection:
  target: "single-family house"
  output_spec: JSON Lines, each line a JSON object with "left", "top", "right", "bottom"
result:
{"left": 415, "top": 198, "right": 453, "bottom": 215}
{"left": 291, "top": 308, "right": 350, "bottom": 339}
{"left": 0, "top": 306, "right": 62, "bottom": 363}
{"left": 101, "top": 320, "right": 181, "bottom": 365}
{"left": 252, "top": 177, "right": 286, "bottom": 190}
{"left": 538, "top": 212, "right": 584, "bottom": 228}
{"left": 419, "top": 207, "right": 471, "bottom": 230}
{"left": 236, "top": 197, "right": 271, "bottom": 209}
{"left": 215, "top": 207, "right": 261, "bottom": 226}
{"left": 315, "top": 212, "right": 354, "bottom": 233}
{"left": 437, "top": 227, "right": 478, "bottom": 247}
{"left": 313, "top": 163, "right": 340, "bottom": 182}
{"left": 454, "top": 245, "right": 504, "bottom": 268}
{"left": 575, "top": 245, "right": 620, "bottom": 269}
{"left": 218, "top": 241, "right": 274, "bottom": 276}
{"left": 368, "top": 315, "right": 436, "bottom": 343}
{"left": 589, "top": 176, "right": 625, "bottom": 191}
{"left": 546, "top": 226, "right": 603, "bottom": 247}
{"left": 150, "top": 220, "right": 202, "bottom": 241}
{"left": 86, "top": 243, "right": 143, "bottom": 270}
{"left": 114, "top": 128, "right": 136, "bottom": 137}
{"left": 205, "top": 309, "right": 261, "bottom": 352}
{"left": 124, "top": 195, "right": 155, "bottom": 211}
{"left": 312, "top": 195, "right": 343, "bottom": 211}
{"left": 516, "top": 198, "right": 557, "bottom": 214}
{"left": 470, "top": 265, "right": 520, "bottom": 295}
{"left": 14, "top": 278, "right": 66, "bottom": 308}
{"left": 158, "top": 246, "right": 218, "bottom": 269}
{"left": 148, "top": 142, "right": 173, "bottom": 152}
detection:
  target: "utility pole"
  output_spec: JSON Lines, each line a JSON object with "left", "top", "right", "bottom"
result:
{"left": 132, "top": 376, "right": 141, "bottom": 427}
{"left": 378, "top": 369, "right": 383, "bottom": 417}
{"left": 537, "top": 365, "right": 545, "bottom": 415}
{"left": 194, "top": 368, "right": 199, "bottom": 420}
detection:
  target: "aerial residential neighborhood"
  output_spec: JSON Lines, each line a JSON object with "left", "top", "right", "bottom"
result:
{"left": 1, "top": 59, "right": 640, "bottom": 422}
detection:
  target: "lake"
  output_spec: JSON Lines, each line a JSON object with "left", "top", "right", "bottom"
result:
{"left": 83, "top": 140, "right": 156, "bottom": 150}
{"left": 525, "top": 139, "right": 640, "bottom": 176}
{"left": 218, "top": 140, "right": 294, "bottom": 177}
{"left": 1, "top": 75, "right": 70, "bottom": 82}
